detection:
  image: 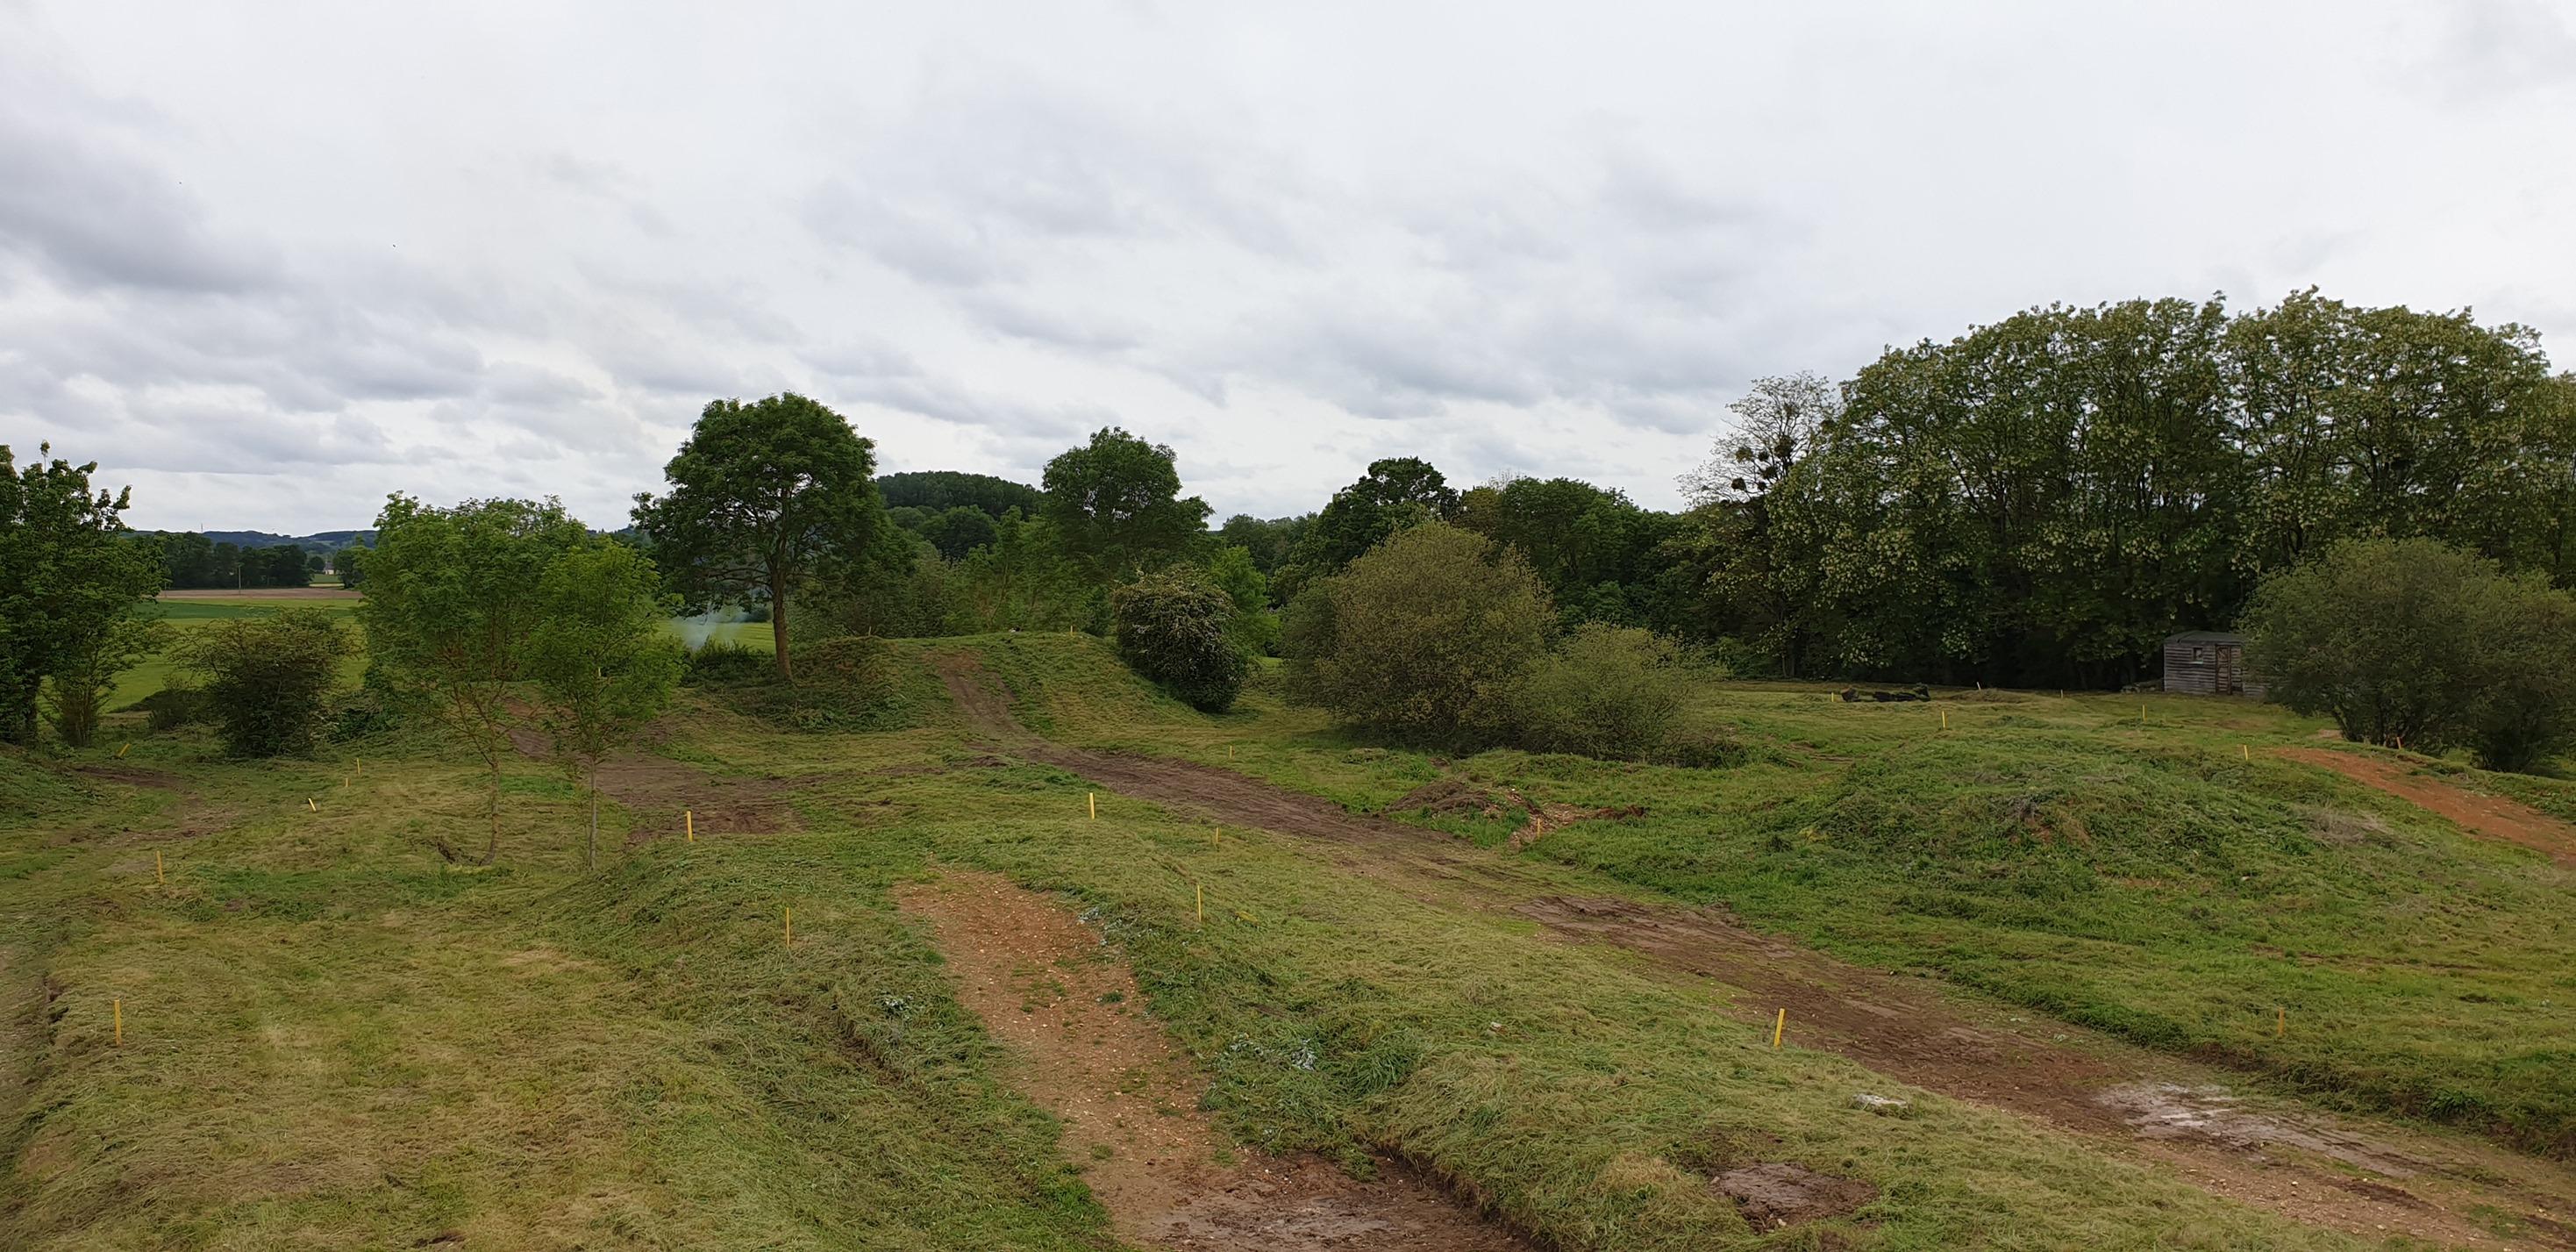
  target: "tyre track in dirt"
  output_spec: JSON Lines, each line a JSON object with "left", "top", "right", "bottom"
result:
{"left": 926, "top": 652, "right": 2576, "bottom": 1248}
{"left": 2278, "top": 748, "right": 2576, "bottom": 867}
{"left": 901, "top": 869, "right": 1528, "bottom": 1251}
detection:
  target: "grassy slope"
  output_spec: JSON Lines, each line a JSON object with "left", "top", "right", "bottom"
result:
{"left": 0, "top": 647, "right": 2375, "bottom": 1250}
{"left": 969, "top": 635, "right": 2576, "bottom": 1161}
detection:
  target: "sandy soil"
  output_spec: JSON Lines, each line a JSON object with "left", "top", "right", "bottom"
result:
{"left": 898, "top": 869, "right": 1526, "bottom": 1250}
{"left": 925, "top": 651, "right": 2576, "bottom": 1248}
{"left": 2280, "top": 748, "right": 2576, "bottom": 866}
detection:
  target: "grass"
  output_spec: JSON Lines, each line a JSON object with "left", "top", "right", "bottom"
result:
{"left": 953, "top": 634, "right": 2576, "bottom": 1161}
{"left": 0, "top": 643, "right": 2411, "bottom": 1249}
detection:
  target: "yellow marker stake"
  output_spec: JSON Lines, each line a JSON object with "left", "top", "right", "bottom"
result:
{"left": 154, "top": 851, "right": 164, "bottom": 886}
{"left": 2242, "top": 744, "right": 2251, "bottom": 762}
{"left": 1195, "top": 883, "right": 1204, "bottom": 924}
{"left": 355, "top": 757, "right": 361, "bottom": 776}
{"left": 684, "top": 809, "right": 694, "bottom": 842}
{"left": 307, "top": 798, "right": 317, "bottom": 812}
{"left": 784, "top": 906, "right": 793, "bottom": 948}
{"left": 2141, "top": 703, "right": 2148, "bottom": 726}
{"left": 117, "top": 741, "right": 130, "bottom": 758}
{"left": 1228, "top": 745, "right": 1234, "bottom": 761}
{"left": 1772, "top": 1008, "right": 1786, "bottom": 1048}
{"left": 1940, "top": 709, "right": 1949, "bottom": 730}
{"left": 1088, "top": 792, "right": 1096, "bottom": 820}
{"left": 113, "top": 999, "right": 122, "bottom": 1048}
{"left": 1212, "top": 827, "right": 1220, "bottom": 848}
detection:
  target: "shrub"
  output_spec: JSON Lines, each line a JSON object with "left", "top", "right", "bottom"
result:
{"left": 681, "top": 641, "right": 772, "bottom": 687}
{"left": 1284, "top": 522, "right": 1552, "bottom": 742}
{"left": 2245, "top": 538, "right": 2576, "bottom": 771}
{"left": 181, "top": 607, "right": 352, "bottom": 756}
{"left": 43, "top": 618, "right": 165, "bottom": 748}
{"left": 139, "top": 683, "right": 208, "bottom": 732}
{"left": 1110, "top": 568, "right": 1249, "bottom": 712}
{"left": 1495, "top": 625, "right": 1688, "bottom": 758}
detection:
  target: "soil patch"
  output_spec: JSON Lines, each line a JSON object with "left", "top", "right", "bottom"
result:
{"left": 504, "top": 728, "right": 798, "bottom": 841}
{"left": 922, "top": 654, "right": 2576, "bottom": 1247}
{"left": 898, "top": 869, "right": 1526, "bottom": 1251}
{"left": 1714, "top": 1162, "right": 1875, "bottom": 1229}
{"left": 71, "top": 763, "right": 186, "bottom": 790}
{"left": 2279, "top": 748, "right": 2576, "bottom": 866}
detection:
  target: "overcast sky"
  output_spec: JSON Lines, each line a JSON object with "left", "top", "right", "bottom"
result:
{"left": 4, "top": 2, "right": 2573, "bottom": 533}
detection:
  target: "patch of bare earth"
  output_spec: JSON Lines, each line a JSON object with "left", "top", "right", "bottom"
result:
{"left": 897, "top": 869, "right": 1526, "bottom": 1251}
{"left": 1385, "top": 778, "right": 1643, "bottom": 851}
{"left": 503, "top": 728, "right": 798, "bottom": 841}
{"left": 2280, "top": 747, "right": 2576, "bottom": 867}
{"left": 918, "top": 654, "right": 2576, "bottom": 1248}
{"left": 1714, "top": 1162, "right": 1875, "bottom": 1232}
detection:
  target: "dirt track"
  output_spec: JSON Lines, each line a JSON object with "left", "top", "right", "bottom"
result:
{"left": 925, "top": 652, "right": 2576, "bottom": 1248}
{"left": 901, "top": 869, "right": 1526, "bottom": 1251}
{"left": 2280, "top": 748, "right": 2576, "bottom": 867}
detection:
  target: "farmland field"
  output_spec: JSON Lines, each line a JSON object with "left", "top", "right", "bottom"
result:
{"left": 6, "top": 636, "right": 2575, "bottom": 1249}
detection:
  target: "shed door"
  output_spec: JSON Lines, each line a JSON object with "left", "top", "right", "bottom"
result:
{"left": 2215, "top": 645, "right": 2242, "bottom": 695}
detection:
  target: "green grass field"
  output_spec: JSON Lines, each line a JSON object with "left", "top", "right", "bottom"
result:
{"left": 5, "top": 633, "right": 2572, "bottom": 1248}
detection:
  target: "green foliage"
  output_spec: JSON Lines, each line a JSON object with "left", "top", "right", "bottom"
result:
{"left": 1688, "top": 292, "right": 2576, "bottom": 686}
{"left": 0, "top": 443, "right": 164, "bottom": 745}
{"left": 632, "top": 393, "right": 883, "bottom": 678}
{"left": 1039, "top": 427, "right": 1210, "bottom": 580}
{"left": 181, "top": 607, "right": 352, "bottom": 756}
{"left": 912, "top": 505, "right": 998, "bottom": 561}
{"left": 156, "top": 533, "right": 314, "bottom": 590}
{"left": 139, "top": 681, "right": 208, "bottom": 732}
{"left": 360, "top": 494, "right": 595, "bottom": 862}
{"left": 1284, "top": 457, "right": 1457, "bottom": 590}
{"left": 788, "top": 634, "right": 906, "bottom": 728}
{"left": 1455, "top": 476, "right": 1683, "bottom": 630}
{"left": 1285, "top": 523, "right": 1553, "bottom": 743}
{"left": 681, "top": 641, "right": 771, "bottom": 687}
{"left": 523, "top": 543, "right": 684, "bottom": 869}
{"left": 943, "top": 509, "right": 1101, "bottom": 633}
{"left": 1110, "top": 568, "right": 1249, "bottom": 712}
{"left": 1202, "top": 546, "right": 1280, "bottom": 655}
{"left": 1215, "top": 512, "right": 1309, "bottom": 576}
{"left": 44, "top": 617, "right": 168, "bottom": 748}
{"left": 801, "top": 524, "right": 956, "bottom": 641}
{"left": 1489, "top": 624, "right": 1688, "bottom": 759}
{"left": 2463, "top": 578, "right": 2576, "bottom": 773}
{"left": 875, "top": 469, "right": 1045, "bottom": 518}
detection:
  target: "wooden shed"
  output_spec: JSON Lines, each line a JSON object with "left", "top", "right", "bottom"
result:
{"left": 2163, "top": 631, "right": 2264, "bottom": 698}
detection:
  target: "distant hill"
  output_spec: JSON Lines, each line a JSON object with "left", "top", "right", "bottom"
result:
{"left": 155, "top": 529, "right": 375, "bottom": 552}
{"left": 877, "top": 471, "right": 1043, "bottom": 518}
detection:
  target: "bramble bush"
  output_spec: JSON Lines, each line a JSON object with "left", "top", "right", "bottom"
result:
{"left": 1111, "top": 567, "right": 1248, "bottom": 713}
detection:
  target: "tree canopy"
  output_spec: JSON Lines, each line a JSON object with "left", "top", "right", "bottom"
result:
{"left": 632, "top": 393, "right": 882, "bottom": 679}
{"left": 1040, "top": 426, "right": 1210, "bottom": 580}
{"left": 0, "top": 444, "right": 164, "bottom": 745}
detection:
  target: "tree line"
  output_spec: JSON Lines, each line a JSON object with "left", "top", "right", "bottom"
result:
{"left": 155, "top": 532, "right": 330, "bottom": 589}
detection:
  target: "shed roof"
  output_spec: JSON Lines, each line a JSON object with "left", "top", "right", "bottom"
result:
{"left": 2166, "top": 631, "right": 2245, "bottom": 645}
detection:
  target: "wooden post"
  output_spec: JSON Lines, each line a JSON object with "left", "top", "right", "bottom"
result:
{"left": 113, "top": 999, "right": 122, "bottom": 1048}
{"left": 1771, "top": 1008, "right": 1785, "bottom": 1048}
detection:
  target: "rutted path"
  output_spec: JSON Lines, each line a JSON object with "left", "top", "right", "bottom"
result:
{"left": 929, "top": 653, "right": 2576, "bottom": 1249}
{"left": 900, "top": 869, "right": 1527, "bottom": 1251}
{"left": 2279, "top": 748, "right": 2576, "bottom": 867}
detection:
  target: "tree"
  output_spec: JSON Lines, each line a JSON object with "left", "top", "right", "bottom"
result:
{"left": 1204, "top": 546, "right": 1280, "bottom": 655}
{"left": 360, "top": 495, "right": 593, "bottom": 863}
{"left": 46, "top": 616, "right": 168, "bottom": 748}
{"left": 1490, "top": 623, "right": 1688, "bottom": 759}
{"left": 523, "top": 543, "right": 684, "bottom": 870}
{"left": 1111, "top": 567, "right": 1249, "bottom": 712}
{"left": 1283, "top": 522, "right": 1553, "bottom": 743}
{"left": 0, "top": 445, "right": 165, "bottom": 745}
{"left": 2462, "top": 576, "right": 2576, "bottom": 773}
{"left": 945, "top": 510, "right": 1099, "bottom": 633}
{"left": 2242, "top": 539, "right": 2494, "bottom": 749}
{"left": 1453, "top": 476, "right": 1681, "bottom": 628}
{"left": 877, "top": 469, "right": 1045, "bottom": 518}
{"left": 916, "top": 505, "right": 998, "bottom": 561}
{"left": 1041, "top": 427, "right": 1210, "bottom": 581}
{"left": 1684, "top": 372, "right": 1840, "bottom": 504}
{"left": 182, "top": 607, "right": 351, "bottom": 757}
{"left": 1290, "top": 457, "right": 1458, "bottom": 576}
{"left": 632, "top": 394, "right": 882, "bottom": 680}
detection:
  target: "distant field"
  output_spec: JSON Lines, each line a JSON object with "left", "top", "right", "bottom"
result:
{"left": 157, "top": 588, "right": 361, "bottom": 601}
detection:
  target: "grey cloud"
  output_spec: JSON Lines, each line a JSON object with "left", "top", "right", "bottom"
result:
{"left": 0, "top": 108, "right": 277, "bottom": 295}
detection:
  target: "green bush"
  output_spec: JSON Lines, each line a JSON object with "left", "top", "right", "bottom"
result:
{"left": 1110, "top": 567, "right": 1249, "bottom": 712}
{"left": 1284, "top": 522, "right": 1552, "bottom": 743}
{"left": 139, "top": 683, "right": 208, "bottom": 732}
{"left": 681, "top": 641, "right": 772, "bottom": 687}
{"left": 1494, "top": 624, "right": 1688, "bottom": 758}
{"left": 2245, "top": 538, "right": 2576, "bottom": 771}
{"left": 182, "top": 607, "right": 352, "bottom": 757}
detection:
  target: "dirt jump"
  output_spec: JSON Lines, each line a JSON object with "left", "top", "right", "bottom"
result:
{"left": 2279, "top": 747, "right": 2576, "bottom": 867}
{"left": 918, "top": 651, "right": 2576, "bottom": 1248}
{"left": 900, "top": 869, "right": 1525, "bottom": 1250}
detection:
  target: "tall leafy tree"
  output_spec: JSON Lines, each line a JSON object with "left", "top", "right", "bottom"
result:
{"left": 360, "top": 495, "right": 593, "bottom": 864}
{"left": 1289, "top": 457, "right": 1459, "bottom": 578}
{"left": 1040, "top": 427, "right": 1210, "bottom": 580}
{"left": 632, "top": 394, "right": 882, "bottom": 679}
{"left": 524, "top": 543, "right": 684, "bottom": 870}
{"left": 0, "top": 444, "right": 164, "bottom": 745}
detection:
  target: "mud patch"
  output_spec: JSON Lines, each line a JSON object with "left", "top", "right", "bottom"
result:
{"left": 2097, "top": 1083, "right": 2429, "bottom": 1178}
{"left": 2280, "top": 748, "right": 2576, "bottom": 866}
{"left": 505, "top": 728, "right": 799, "bottom": 841}
{"left": 899, "top": 869, "right": 1525, "bottom": 1251}
{"left": 71, "top": 763, "right": 185, "bottom": 790}
{"left": 1714, "top": 1162, "right": 1875, "bottom": 1229}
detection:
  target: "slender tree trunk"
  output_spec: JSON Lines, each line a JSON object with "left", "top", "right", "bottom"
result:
{"left": 771, "top": 572, "right": 793, "bottom": 682}
{"left": 482, "top": 755, "right": 502, "bottom": 866}
{"left": 586, "top": 764, "right": 598, "bottom": 872}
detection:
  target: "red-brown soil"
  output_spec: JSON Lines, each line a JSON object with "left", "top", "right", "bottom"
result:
{"left": 503, "top": 727, "right": 798, "bottom": 841}
{"left": 923, "top": 651, "right": 2576, "bottom": 1248}
{"left": 898, "top": 869, "right": 1526, "bottom": 1250}
{"left": 2280, "top": 748, "right": 2576, "bottom": 866}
